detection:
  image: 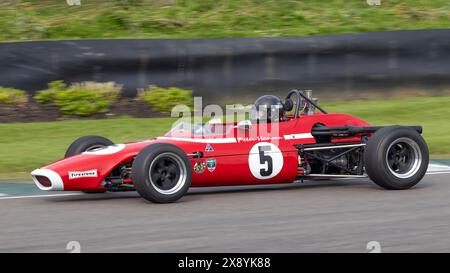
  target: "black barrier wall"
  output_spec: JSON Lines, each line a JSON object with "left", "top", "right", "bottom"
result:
{"left": 0, "top": 29, "right": 449, "bottom": 102}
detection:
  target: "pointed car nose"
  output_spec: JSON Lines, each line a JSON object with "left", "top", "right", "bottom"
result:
{"left": 31, "top": 169, "right": 64, "bottom": 191}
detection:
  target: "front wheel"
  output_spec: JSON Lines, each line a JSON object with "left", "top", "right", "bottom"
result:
{"left": 65, "top": 135, "right": 114, "bottom": 158}
{"left": 132, "top": 143, "right": 192, "bottom": 203}
{"left": 65, "top": 135, "right": 114, "bottom": 194}
{"left": 364, "top": 126, "right": 429, "bottom": 190}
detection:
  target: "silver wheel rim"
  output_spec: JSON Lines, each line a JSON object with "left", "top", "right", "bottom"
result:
{"left": 149, "top": 152, "right": 187, "bottom": 195}
{"left": 386, "top": 137, "right": 422, "bottom": 178}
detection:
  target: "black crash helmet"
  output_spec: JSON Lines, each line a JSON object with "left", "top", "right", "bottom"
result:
{"left": 253, "top": 95, "right": 285, "bottom": 123}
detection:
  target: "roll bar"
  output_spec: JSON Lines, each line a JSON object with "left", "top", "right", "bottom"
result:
{"left": 285, "top": 89, "right": 328, "bottom": 118}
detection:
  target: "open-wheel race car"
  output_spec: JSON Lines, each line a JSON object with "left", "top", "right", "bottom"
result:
{"left": 32, "top": 90, "right": 429, "bottom": 203}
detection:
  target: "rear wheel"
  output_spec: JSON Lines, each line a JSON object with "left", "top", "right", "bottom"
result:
{"left": 364, "top": 126, "right": 429, "bottom": 190}
{"left": 132, "top": 143, "right": 192, "bottom": 203}
{"left": 65, "top": 135, "right": 114, "bottom": 193}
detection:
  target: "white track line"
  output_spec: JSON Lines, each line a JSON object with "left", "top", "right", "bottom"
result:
{"left": 428, "top": 164, "right": 450, "bottom": 172}
{"left": 0, "top": 193, "right": 8, "bottom": 197}
{"left": 427, "top": 171, "right": 450, "bottom": 175}
{"left": 0, "top": 193, "right": 82, "bottom": 200}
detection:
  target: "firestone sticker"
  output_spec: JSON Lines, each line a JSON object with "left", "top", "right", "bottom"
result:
{"left": 69, "top": 170, "right": 98, "bottom": 179}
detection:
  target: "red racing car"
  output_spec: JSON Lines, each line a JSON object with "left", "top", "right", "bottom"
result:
{"left": 31, "top": 90, "right": 429, "bottom": 203}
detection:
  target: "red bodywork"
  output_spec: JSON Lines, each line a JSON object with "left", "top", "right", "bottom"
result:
{"left": 32, "top": 113, "right": 370, "bottom": 191}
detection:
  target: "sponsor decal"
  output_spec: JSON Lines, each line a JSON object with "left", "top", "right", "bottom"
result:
{"left": 206, "top": 158, "right": 216, "bottom": 172}
{"left": 205, "top": 143, "right": 214, "bottom": 152}
{"left": 69, "top": 170, "right": 98, "bottom": 179}
{"left": 248, "top": 142, "right": 283, "bottom": 179}
{"left": 237, "top": 134, "right": 313, "bottom": 143}
{"left": 237, "top": 136, "right": 283, "bottom": 143}
{"left": 194, "top": 162, "right": 206, "bottom": 174}
{"left": 157, "top": 137, "right": 236, "bottom": 143}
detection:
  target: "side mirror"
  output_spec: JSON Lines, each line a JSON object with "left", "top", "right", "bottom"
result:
{"left": 237, "top": 120, "right": 252, "bottom": 130}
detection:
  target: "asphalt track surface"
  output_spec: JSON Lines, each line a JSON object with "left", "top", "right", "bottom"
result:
{"left": 1, "top": 167, "right": 450, "bottom": 253}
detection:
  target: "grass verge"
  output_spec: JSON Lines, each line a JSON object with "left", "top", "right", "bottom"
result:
{"left": 0, "top": 0, "right": 448, "bottom": 41}
{"left": 1, "top": 96, "right": 449, "bottom": 180}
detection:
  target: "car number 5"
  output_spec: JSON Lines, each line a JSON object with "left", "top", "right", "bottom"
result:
{"left": 249, "top": 142, "right": 283, "bottom": 179}
{"left": 258, "top": 146, "right": 273, "bottom": 176}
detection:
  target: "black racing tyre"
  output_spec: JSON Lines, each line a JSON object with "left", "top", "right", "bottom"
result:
{"left": 65, "top": 135, "right": 114, "bottom": 158}
{"left": 364, "top": 126, "right": 429, "bottom": 190}
{"left": 132, "top": 143, "right": 192, "bottom": 203}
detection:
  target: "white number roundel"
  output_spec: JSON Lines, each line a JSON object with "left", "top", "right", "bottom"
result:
{"left": 248, "top": 142, "right": 283, "bottom": 179}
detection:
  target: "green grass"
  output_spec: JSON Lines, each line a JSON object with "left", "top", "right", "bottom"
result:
{"left": 1, "top": 96, "right": 449, "bottom": 180}
{"left": 0, "top": 0, "right": 448, "bottom": 41}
